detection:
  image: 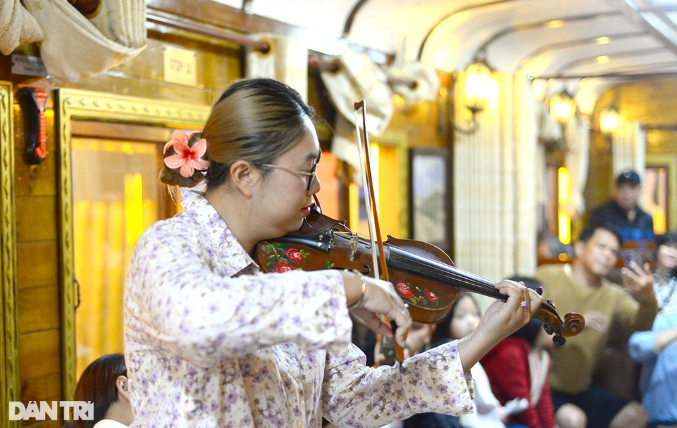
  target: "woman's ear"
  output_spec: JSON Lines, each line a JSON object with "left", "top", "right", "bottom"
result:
{"left": 116, "top": 375, "right": 130, "bottom": 401}
{"left": 229, "top": 160, "right": 258, "bottom": 197}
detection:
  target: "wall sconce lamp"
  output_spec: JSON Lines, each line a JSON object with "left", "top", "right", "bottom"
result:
{"left": 455, "top": 60, "right": 492, "bottom": 135}
{"left": 550, "top": 90, "right": 576, "bottom": 124}
{"left": 600, "top": 105, "right": 620, "bottom": 137}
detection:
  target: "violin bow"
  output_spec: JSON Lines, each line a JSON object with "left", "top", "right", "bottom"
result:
{"left": 354, "top": 100, "right": 405, "bottom": 364}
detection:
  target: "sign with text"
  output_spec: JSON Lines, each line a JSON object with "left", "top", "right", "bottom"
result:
{"left": 11, "top": 54, "right": 48, "bottom": 77}
{"left": 9, "top": 401, "right": 93, "bottom": 421}
{"left": 163, "top": 46, "right": 197, "bottom": 86}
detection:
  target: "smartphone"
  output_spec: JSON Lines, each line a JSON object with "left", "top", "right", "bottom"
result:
{"left": 623, "top": 250, "right": 644, "bottom": 267}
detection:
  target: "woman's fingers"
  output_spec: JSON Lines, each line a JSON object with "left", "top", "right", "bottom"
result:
{"left": 527, "top": 288, "right": 543, "bottom": 317}
{"left": 495, "top": 280, "right": 524, "bottom": 310}
{"left": 351, "top": 309, "right": 393, "bottom": 337}
{"left": 491, "top": 280, "right": 541, "bottom": 334}
{"left": 350, "top": 277, "right": 412, "bottom": 346}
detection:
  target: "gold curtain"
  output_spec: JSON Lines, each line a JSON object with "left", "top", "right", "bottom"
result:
{"left": 72, "top": 138, "right": 160, "bottom": 377}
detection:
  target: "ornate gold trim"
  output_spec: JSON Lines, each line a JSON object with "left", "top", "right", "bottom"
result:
{"left": 647, "top": 153, "right": 677, "bottom": 231}
{"left": 56, "top": 88, "right": 210, "bottom": 400}
{"left": 373, "top": 129, "right": 409, "bottom": 238}
{"left": 0, "top": 81, "right": 20, "bottom": 427}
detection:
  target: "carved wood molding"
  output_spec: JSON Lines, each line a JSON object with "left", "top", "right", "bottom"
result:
{"left": 0, "top": 81, "right": 20, "bottom": 428}
{"left": 56, "top": 88, "right": 210, "bottom": 400}
{"left": 147, "top": 0, "right": 303, "bottom": 37}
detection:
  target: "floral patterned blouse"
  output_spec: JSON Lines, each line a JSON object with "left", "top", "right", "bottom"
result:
{"left": 124, "top": 190, "right": 474, "bottom": 428}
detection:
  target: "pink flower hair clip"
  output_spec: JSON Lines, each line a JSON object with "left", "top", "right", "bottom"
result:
{"left": 163, "top": 130, "right": 210, "bottom": 178}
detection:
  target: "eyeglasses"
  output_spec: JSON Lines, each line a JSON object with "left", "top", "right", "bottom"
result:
{"left": 261, "top": 154, "right": 321, "bottom": 192}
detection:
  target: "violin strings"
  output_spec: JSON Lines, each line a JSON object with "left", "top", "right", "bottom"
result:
{"left": 330, "top": 232, "right": 562, "bottom": 318}
{"left": 330, "top": 232, "right": 494, "bottom": 294}
{"left": 387, "top": 247, "right": 504, "bottom": 299}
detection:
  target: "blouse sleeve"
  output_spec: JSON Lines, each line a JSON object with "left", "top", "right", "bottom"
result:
{"left": 628, "top": 329, "right": 659, "bottom": 363}
{"left": 321, "top": 341, "right": 474, "bottom": 428}
{"left": 125, "top": 223, "right": 353, "bottom": 367}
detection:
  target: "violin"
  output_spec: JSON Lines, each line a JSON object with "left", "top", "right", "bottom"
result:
{"left": 254, "top": 210, "right": 585, "bottom": 346}
{"left": 258, "top": 99, "right": 583, "bottom": 365}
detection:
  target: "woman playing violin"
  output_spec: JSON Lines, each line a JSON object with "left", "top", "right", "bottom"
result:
{"left": 123, "top": 77, "right": 543, "bottom": 427}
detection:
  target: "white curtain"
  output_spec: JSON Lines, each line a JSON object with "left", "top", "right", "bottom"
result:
{"left": 0, "top": 0, "right": 43, "bottom": 55}
{"left": 453, "top": 71, "right": 538, "bottom": 312}
{"left": 246, "top": 34, "right": 309, "bottom": 102}
{"left": 22, "top": 0, "right": 146, "bottom": 82}
{"left": 386, "top": 61, "right": 440, "bottom": 104}
{"left": 612, "top": 120, "right": 646, "bottom": 184}
{"left": 320, "top": 49, "right": 394, "bottom": 184}
{"left": 513, "top": 73, "right": 539, "bottom": 276}
{"left": 320, "top": 49, "right": 394, "bottom": 136}
{"left": 562, "top": 115, "right": 591, "bottom": 220}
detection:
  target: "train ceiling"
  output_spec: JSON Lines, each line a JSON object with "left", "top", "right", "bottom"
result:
{"left": 210, "top": 0, "right": 677, "bottom": 79}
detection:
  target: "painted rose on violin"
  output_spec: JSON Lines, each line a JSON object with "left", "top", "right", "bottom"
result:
{"left": 424, "top": 289, "right": 438, "bottom": 302}
{"left": 394, "top": 279, "right": 440, "bottom": 306}
{"left": 285, "top": 248, "right": 304, "bottom": 263}
{"left": 396, "top": 281, "right": 414, "bottom": 298}
{"left": 260, "top": 242, "right": 314, "bottom": 272}
{"left": 273, "top": 261, "right": 295, "bottom": 273}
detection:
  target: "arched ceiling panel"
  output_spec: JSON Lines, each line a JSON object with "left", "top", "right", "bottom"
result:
{"left": 489, "top": 16, "right": 646, "bottom": 72}
{"left": 248, "top": 0, "right": 354, "bottom": 38}
{"left": 525, "top": 34, "right": 663, "bottom": 75}
{"left": 420, "top": 0, "right": 616, "bottom": 71}
{"left": 206, "top": 0, "right": 677, "bottom": 112}
{"left": 348, "top": 0, "right": 498, "bottom": 61}
{"left": 564, "top": 49, "right": 676, "bottom": 75}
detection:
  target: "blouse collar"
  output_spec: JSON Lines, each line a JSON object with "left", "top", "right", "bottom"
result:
{"left": 181, "top": 190, "right": 258, "bottom": 277}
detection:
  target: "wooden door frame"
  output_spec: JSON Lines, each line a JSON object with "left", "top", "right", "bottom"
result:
{"left": 0, "top": 81, "right": 20, "bottom": 427}
{"left": 646, "top": 153, "right": 677, "bottom": 232}
{"left": 55, "top": 88, "right": 210, "bottom": 400}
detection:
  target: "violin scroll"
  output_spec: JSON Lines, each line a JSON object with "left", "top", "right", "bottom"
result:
{"left": 563, "top": 312, "right": 586, "bottom": 335}
{"left": 535, "top": 300, "right": 586, "bottom": 346}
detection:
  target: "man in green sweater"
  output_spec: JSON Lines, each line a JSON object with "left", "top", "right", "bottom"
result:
{"left": 535, "top": 223, "right": 657, "bottom": 428}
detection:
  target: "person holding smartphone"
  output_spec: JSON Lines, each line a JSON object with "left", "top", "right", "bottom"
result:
{"left": 534, "top": 222, "right": 658, "bottom": 428}
{"left": 628, "top": 233, "right": 677, "bottom": 428}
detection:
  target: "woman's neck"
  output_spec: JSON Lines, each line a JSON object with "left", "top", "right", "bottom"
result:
{"left": 103, "top": 400, "right": 133, "bottom": 426}
{"left": 205, "top": 189, "right": 258, "bottom": 253}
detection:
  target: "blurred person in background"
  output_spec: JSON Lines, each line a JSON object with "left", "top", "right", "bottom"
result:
{"left": 628, "top": 233, "right": 677, "bottom": 428}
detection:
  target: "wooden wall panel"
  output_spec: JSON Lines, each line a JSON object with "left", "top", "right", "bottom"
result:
{"left": 15, "top": 196, "right": 58, "bottom": 243}
{"left": 19, "top": 330, "right": 60, "bottom": 380}
{"left": 20, "top": 373, "right": 61, "bottom": 428}
{"left": 17, "top": 242, "right": 58, "bottom": 289}
{"left": 14, "top": 155, "right": 56, "bottom": 198}
{"left": 18, "top": 286, "right": 60, "bottom": 334}
{"left": 20, "top": 373, "right": 60, "bottom": 403}
{"left": 11, "top": 79, "right": 62, "bottom": 424}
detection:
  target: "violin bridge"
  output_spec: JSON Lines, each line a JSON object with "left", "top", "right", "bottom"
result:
{"left": 349, "top": 234, "right": 359, "bottom": 261}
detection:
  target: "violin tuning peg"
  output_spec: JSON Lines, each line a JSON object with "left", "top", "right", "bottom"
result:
{"left": 536, "top": 286, "right": 543, "bottom": 296}
{"left": 553, "top": 335, "right": 566, "bottom": 346}
{"left": 547, "top": 298, "right": 553, "bottom": 307}
{"left": 543, "top": 322, "right": 553, "bottom": 335}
